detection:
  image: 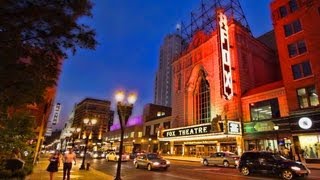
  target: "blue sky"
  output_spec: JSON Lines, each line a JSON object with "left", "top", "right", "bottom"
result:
{"left": 53, "top": 0, "right": 273, "bottom": 129}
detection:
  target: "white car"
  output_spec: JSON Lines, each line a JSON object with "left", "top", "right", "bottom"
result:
{"left": 106, "top": 152, "right": 129, "bottom": 161}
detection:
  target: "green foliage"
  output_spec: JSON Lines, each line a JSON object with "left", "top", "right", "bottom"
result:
{"left": 0, "top": 0, "right": 97, "bottom": 110}
{"left": 0, "top": 112, "right": 35, "bottom": 178}
{"left": 0, "top": 112, "right": 35, "bottom": 157}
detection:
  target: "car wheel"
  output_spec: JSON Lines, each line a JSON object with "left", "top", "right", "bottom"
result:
{"left": 147, "top": 164, "right": 152, "bottom": 171}
{"left": 203, "top": 160, "right": 209, "bottom": 166}
{"left": 135, "top": 162, "right": 139, "bottom": 169}
{"left": 282, "top": 169, "right": 293, "bottom": 180}
{"left": 241, "top": 166, "right": 250, "bottom": 176}
{"left": 223, "top": 161, "right": 229, "bottom": 167}
{"left": 163, "top": 167, "right": 168, "bottom": 171}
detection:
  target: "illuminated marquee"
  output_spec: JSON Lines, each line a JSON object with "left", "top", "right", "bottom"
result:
{"left": 163, "top": 124, "right": 212, "bottom": 138}
{"left": 218, "top": 11, "right": 233, "bottom": 100}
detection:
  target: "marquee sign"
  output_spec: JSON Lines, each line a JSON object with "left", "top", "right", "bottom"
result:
{"left": 218, "top": 11, "right": 233, "bottom": 100}
{"left": 163, "top": 124, "right": 212, "bottom": 138}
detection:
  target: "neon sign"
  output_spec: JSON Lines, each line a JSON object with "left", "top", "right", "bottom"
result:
{"left": 218, "top": 11, "right": 233, "bottom": 100}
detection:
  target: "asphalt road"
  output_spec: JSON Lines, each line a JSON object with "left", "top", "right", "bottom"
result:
{"left": 85, "top": 158, "right": 320, "bottom": 180}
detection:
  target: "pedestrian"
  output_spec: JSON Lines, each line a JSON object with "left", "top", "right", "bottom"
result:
{"left": 62, "top": 148, "right": 76, "bottom": 180}
{"left": 11, "top": 148, "right": 22, "bottom": 159}
{"left": 46, "top": 151, "right": 60, "bottom": 180}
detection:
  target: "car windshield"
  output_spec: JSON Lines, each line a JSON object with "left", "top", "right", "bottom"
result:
{"left": 147, "top": 154, "right": 160, "bottom": 159}
{"left": 272, "top": 154, "right": 287, "bottom": 160}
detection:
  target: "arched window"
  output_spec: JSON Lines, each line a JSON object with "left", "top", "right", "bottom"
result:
{"left": 194, "top": 70, "right": 211, "bottom": 124}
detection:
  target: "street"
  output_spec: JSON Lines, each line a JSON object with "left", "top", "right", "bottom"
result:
{"left": 86, "top": 158, "right": 320, "bottom": 180}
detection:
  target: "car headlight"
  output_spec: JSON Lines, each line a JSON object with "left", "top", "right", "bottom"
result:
{"left": 166, "top": 160, "right": 170, "bottom": 164}
{"left": 291, "top": 166, "right": 301, "bottom": 171}
{"left": 93, "top": 154, "right": 98, "bottom": 158}
{"left": 153, "top": 162, "right": 160, "bottom": 166}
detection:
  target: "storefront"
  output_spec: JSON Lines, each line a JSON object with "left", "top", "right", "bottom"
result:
{"left": 243, "top": 112, "right": 320, "bottom": 162}
{"left": 158, "top": 121, "right": 242, "bottom": 156}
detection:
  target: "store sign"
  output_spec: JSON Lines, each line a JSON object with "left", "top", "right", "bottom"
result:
{"left": 244, "top": 121, "right": 275, "bottom": 133}
{"left": 254, "top": 121, "right": 275, "bottom": 131}
{"left": 51, "top": 103, "right": 61, "bottom": 125}
{"left": 218, "top": 11, "right": 233, "bottom": 100}
{"left": 298, "top": 117, "right": 312, "bottom": 129}
{"left": 163, "top": 124, "right": 211, "bottom": 138}
{"left": 228, "top": 121, "right": 241, "bottom": 134}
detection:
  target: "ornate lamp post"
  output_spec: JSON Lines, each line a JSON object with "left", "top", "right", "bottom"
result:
{"left": 79, "top": 118, "right": 97, "bottom": 170}
{"left": 114, "top": 90, "right": 137, "bottom": 180}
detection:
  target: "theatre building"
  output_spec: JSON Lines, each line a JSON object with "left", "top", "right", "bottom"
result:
{"left": 158, "top": 3, "right": 281, "bottom": 156}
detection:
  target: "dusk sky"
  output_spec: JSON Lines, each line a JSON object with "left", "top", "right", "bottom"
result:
{"left": 54, "top": 0, "right": 273, "bottom": 130}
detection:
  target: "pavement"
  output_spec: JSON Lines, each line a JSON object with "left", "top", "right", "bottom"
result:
{"left": 162, "top": 155, "right": 320, "bottom": 170}
{"left": 26, "top": 156, "right": 114, "bottom": 180}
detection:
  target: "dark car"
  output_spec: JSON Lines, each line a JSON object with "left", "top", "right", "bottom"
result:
{"left": 133, "top": 153, "right": 170, "bottom": 171}
{"left": 238, "top": 151, "right": 310, "bottom": 180}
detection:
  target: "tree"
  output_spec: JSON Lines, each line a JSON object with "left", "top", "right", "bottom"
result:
{"left": 0, "top": 0, "right": 97, "bottom": 110}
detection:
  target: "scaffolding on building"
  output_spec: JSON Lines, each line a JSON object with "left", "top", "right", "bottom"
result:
{"left": 178, "top": 0, "right": 252, "bottom": 47}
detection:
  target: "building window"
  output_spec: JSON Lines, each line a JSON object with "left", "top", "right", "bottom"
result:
{"left": 157, "top": 111, "right": 165, "bottom": 117}
{"left": 163, "top": 121, "right": 171, "bottom": 129}
{"left": 250, "top": 98, "right": 280, "bottom": 121}
{"left": 145, "top": 126, "right": 151, "bottom": 136}
{"left": 194, "top": 70, "right": 211, "bottom": 124}
{"left": 154, "top": 123, "right": 160, "bottom": 134}
{"left": 279, "top": 5, "right": 288, "bottom": 18}
{"left": 297, "top": 86, "right": 319, "bottom": 108}
{"left": 138, "top": 132, "right": 143, "bottom": 138}
{"left": 292, "top": 61, "right": 312, "bottom": 80}
{"left": 289, "top": 0, "right": 298, "bottom": 12}
{"left": 287, "top": 40, "right": 307, "bottom": 58}
{"left": 177, "top": 73, "right": 181, "bottom": 91}
{"left": 284, "top": 19, "right": 302, "bottom": 37}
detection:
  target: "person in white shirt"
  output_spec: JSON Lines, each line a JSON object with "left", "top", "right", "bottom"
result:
{"left": 62, "top": 148, "right": 76, "bottom": 180}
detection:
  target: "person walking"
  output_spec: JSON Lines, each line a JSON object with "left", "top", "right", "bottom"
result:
{"left": 62, "top": 148, "right": 76, "bottom": 180}
{"left": 46, "top": 151, "right": 60, "bottom": 180}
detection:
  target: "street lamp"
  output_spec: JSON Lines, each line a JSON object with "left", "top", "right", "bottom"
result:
{"left": 79, "top": 118, "right": 97, "bottom": 170}
{"left": 274, "top": 125, "right": 279, "bottom": 152}
{"left": 114, "top": 90, "right": 137, "bottom": 180}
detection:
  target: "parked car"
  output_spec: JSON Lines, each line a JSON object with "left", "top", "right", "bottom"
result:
{"left": 106, "top": 152, "right": 130, "bottom": 161}
{"left": 134, "top": 153, "right": 170, "bottom": 171}
{"left": 238, "top": 151, "right": 310, "bottom": 180}
{"left": 91, "top": 151, "right": 106, "bottom": 159}
{"left": 201, "top": 152, "right": 239, "bottom": 167}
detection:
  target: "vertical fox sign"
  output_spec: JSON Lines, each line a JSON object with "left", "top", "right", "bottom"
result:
{"left": 218, "top": 10, "right": 233, "bottom": 100}
{"left": 51, "top": 103, "right": 61, "bottom": 125}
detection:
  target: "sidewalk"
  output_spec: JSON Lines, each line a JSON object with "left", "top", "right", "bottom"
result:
{"left": 162, "top": 155, "right": 320, "bottom": 170}
{"left": 26, "top": 156, "right": 113, "bottom": 180}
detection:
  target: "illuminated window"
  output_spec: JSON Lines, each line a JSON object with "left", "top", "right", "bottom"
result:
{"left": 289, "top": 0, "right": 298, "bottom": 12}
{"left": 194, "top": 70, "right": 211, "bottom": 124}
{"left": 292, "top": 61, "right": 312, "bottom": 80}
{"left": 297, "top": 86, "right": 319, "bottom": 108}
{"left": 138, "top": 132, "right": 142, "bottom": 138}
{"left": 284, "top": 19, "right": 302, "bottom": 37}
{"left": 287, "top": 40, "right": 307, "bottom": 58}
{"left": 250, "top": 99, "right": 280, "bottom": 121}
{"left": 279, "top": 6, "right": 288, "bottom": 18}
{"left": 130, "top": 132, "right": 134, "bottom": 138}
